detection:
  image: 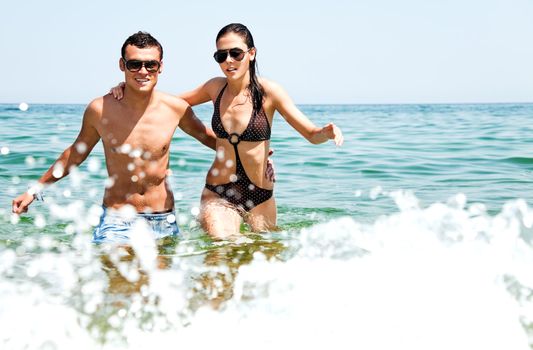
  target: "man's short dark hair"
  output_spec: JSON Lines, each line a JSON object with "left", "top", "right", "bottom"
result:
{"left": 121, "top": 31, "right": 163, "bottom": 60}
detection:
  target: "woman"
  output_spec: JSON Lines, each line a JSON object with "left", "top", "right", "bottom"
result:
{"left": 112, "top": 23, "right": 343, "bottom": 239}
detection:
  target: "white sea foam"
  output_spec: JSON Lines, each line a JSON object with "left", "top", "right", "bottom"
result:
{"left": 1, "top": 192, "right": 532, "bottom": 349}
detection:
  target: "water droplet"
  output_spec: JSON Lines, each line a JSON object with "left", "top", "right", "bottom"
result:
{"left": 10, "top": 214, "right": 20, "bottom": 225}
{"left": 52, "top": 163, "right": 64, "bottom": 178}
{"left": 64, "top": 224, "right": 75, "bottom": 235}
{"left": 190, "top": 207, "right": 200, "bottom": 216}
{"left": 0, "top": 147, "right": 9, "bottom": 155}
{"left": 120, "top": 144, "right": 132, "bottom": 154}
{"left": 216, "top": 148, "right": 225, "bottom": 160}
{"left": 130, "top": 148, "right": 143, "bottom": 158}
{"left": 369, "top": 186, "right": 383, "bottom": 200}
{"left": 39, "top": 236, "right": 53, "bottom": 249}
{"left": 27, "top": 183, "right": 43, "bottom": 196}
{"left": 88, "top": 158, "right": 101, "bottom": 173}
{"left": 118, "top": 309, "right": 127, "bottom": 318}
{"left": 104, "top": 177, "right": 115, "bottom": 188}
{"left": 108, "top": 315, "right": 121, "bottom": 328}
{"left": 25, "top": 156, "right": 36, "bottom": 166}
{"left": 35, "top": 214, "right": 46, "bottom": 228}
{"left": 18, "top": 102, "right": 29, "bottom": 111}
{"left": 178, "top": 214, "right": 189, "bottom": 225}
{"left": 166, "top": 214, "right": 176, "bottom": 223}
{"left": 75, "top": 142, "right": 87, "bottom": 154}
{"left": 49, "top": 136, "right": 59, "bottom": 144}
{"left": 88, "top": 205, "right": 104, "bottom": 226}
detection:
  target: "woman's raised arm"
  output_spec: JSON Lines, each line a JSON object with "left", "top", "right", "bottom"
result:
{"left": 267, "top": 80, "right": 344, "bottom": 146}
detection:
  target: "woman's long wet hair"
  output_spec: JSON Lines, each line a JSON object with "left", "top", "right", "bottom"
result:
{"left": 216, "top": 23, "right": 264, "bottom": 113}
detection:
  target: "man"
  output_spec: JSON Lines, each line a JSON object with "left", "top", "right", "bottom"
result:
{"left": 11, "top": 32, "right": 217, "bottom": 243}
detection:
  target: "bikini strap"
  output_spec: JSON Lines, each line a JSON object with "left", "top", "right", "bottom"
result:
{"left": 231, "top": 142, "right": 246, "bottom": 179}
{"left": 214, "top": 83, "right": 228, "bottom": 113}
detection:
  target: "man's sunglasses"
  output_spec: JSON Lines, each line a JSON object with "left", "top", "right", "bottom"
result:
{"left": 213, "top": 48, "right": 251, "bottom": 64}
{"left": 122, "top": 59, "right": 161, "bottom": 73}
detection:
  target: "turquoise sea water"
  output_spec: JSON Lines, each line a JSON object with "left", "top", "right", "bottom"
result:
{"left": 1, "top": 103, "right": 533, "bottom": 349}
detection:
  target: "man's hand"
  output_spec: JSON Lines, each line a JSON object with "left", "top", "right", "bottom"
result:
{"left": 265, "top": 149, "right": 276, "bottom": 183}
{"left": 12, "top": 192, "right": 35, "bottom": 214}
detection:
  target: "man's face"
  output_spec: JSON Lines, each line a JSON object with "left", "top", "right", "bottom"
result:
{"left": 119, "top": 45, "right": 163, "bottom": 93}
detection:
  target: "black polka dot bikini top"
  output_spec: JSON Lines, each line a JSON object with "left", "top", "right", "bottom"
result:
{"left": 212, "top": 84, "right": 271, "bottom": 142}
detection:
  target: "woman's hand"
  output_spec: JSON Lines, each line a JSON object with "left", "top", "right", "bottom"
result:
{"left": 108, "top": 82, "right": 125, "bottom": 100}
{"left": 321, "top": 123, "right": 344, "bottom": 146}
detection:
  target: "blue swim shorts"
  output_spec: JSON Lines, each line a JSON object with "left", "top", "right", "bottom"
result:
{"left": 92, "top": 206, "right": 180, "bottom": 244}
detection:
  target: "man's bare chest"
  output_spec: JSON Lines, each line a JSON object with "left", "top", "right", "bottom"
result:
{"left": 98, "top": 114, "right": 178, "bottom": 158}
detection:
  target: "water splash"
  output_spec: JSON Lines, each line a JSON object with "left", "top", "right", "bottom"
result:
{"left": 1, "top": 192, "right": 532, "bottom": 349}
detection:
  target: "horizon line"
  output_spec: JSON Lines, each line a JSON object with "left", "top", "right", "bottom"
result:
{"left": 1, "top": 101, "right": 532, "bottom": 106}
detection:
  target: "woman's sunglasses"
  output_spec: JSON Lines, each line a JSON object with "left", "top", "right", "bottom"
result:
{"left": 213, "top": 48, "right": 251, "bottom": 64}
{"left": 122, "top": 59, "right": 161, "bottom": 73}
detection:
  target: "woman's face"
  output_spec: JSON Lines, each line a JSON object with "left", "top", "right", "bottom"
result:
{"left": 215, "top": 32, "right": 255, "bottom": 81}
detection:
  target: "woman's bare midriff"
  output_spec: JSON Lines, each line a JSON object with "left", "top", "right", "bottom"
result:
{"left": 205, "top": 139, "right": 273, "bottom": 190}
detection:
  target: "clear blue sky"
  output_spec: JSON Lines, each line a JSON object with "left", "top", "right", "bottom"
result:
{"left": 2, "top": 0, "right": 532, "bottom": 104}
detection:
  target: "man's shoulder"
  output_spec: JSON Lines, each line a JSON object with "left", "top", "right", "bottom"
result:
{"left": 85, "top": 94, "right": 123, "bottom": 119}
{"left": 88, "top": 94, "right": 122, "bottom": 109}
{"left": 83, "top": 96, "right": 107, "bottom": 120}
{"left": 87, "top": 95, "right": 104, "bottom": 108}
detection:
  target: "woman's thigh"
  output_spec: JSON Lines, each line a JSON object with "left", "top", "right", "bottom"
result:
{"left": 246, "top": 196, "right": 277, "bottom": 232}
{"left": 199, "top": 188, "right": 242, "bottom": 240}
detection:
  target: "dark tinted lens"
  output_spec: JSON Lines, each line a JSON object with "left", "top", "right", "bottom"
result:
{"left": 125, "top": 60, "right": 143, "bottom": 72}
{"left": 144, "top": 60, "right": 160, "bottom": 72}
{"left": 213, "top": 51, "right": 228, "bottom": 63}
{"left": 229, "top": 48, "right": 245, "bottom": 61}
